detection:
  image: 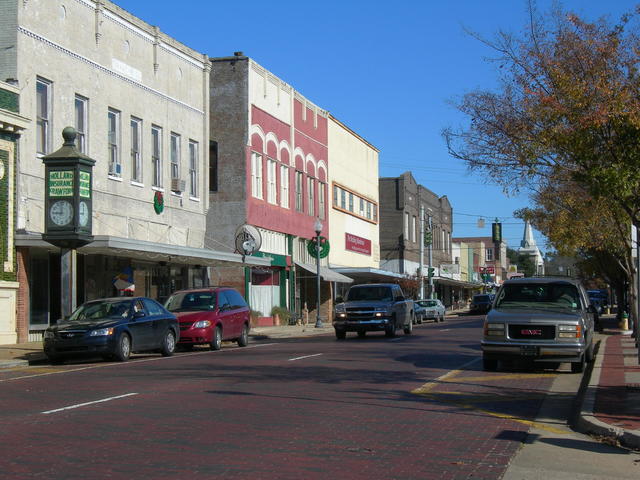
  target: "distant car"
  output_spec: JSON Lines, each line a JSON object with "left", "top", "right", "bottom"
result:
{"left": 43, "top": 297, "right": 179, "bottom": 363}
{"left": 413, "top": 301, "right": 425, "bottom": 324}
{"left": 470, "top": 294, "right": 493, "bottom": 314}
{"left": 416, "top": 299, "right": 446, "bottom": 322}
{"left": 164, "top": 287, "right": 250, "bottom": 350}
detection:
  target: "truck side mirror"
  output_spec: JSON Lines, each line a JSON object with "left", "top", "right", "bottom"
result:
{"left": 335, "top": 297, "right": 344, "bottom": 304}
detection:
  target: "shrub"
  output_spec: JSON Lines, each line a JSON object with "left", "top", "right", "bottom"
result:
{"left": 270, "top": 306, "right": 292, "bottom": 324}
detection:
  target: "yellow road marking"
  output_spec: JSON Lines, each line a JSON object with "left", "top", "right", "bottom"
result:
{"left": 452, "top": 373, "right": 557, "bottom": 382}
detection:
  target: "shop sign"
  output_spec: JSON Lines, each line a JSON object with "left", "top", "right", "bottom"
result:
{"left": 345, "top": 233, "right": 371, "bottom": 255}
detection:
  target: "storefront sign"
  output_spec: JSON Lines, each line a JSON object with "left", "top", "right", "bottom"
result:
{"left": 345, "top": 233, "right": 371, "bottom": 255}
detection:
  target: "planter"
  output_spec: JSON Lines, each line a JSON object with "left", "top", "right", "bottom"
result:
{"left": 254, "top": 316, "right": 278, "bottom": 327}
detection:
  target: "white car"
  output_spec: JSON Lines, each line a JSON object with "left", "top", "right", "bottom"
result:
{"left": 416, "top": 299, "right": 446, "bottom": 323}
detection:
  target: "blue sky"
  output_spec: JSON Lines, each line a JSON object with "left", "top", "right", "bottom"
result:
{"left": 113, "top": 0, "right": 634, "bottom": 252}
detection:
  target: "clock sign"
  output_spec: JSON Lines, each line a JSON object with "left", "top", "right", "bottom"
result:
{"left": 42, "top": 127, "right": 96, "bottom": 249}
{"left": 50, "top": 200, "right": 74, "bottom": 226}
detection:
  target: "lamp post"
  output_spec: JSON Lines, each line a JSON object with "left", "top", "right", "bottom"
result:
{"left": 314, "top": 217, "right": 323, "bottom": 328}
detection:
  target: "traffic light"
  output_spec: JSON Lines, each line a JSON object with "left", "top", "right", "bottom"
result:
{"left": 424, "top": 230, "right": 432, "bottom": 246}
{"left": 428, "top": 267, "right": 435, "bottom": 277}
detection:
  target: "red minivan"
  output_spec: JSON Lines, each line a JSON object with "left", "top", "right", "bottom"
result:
{"left": 164, "top": 287, "right": 250, "bottom": 350}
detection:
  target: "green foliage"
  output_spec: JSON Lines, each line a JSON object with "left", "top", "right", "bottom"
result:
{"left": 250, "top": 309, "right": 262, "bottom": 320}
{"left": 270, "top": 306, "right": 292, "bottom": 322}
{"left": 506, "top": 248, "right": 536, "bottom": 277}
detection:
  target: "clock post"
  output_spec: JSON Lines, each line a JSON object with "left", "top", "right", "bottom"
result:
{"left": 42, "top": 127, "right": 96, "bottom": 318}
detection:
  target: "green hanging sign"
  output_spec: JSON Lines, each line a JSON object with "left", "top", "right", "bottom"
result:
{"left": 307, "top": 236, "right": 330, "bottom": 259}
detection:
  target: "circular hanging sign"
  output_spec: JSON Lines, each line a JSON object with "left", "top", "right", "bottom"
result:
{"left": 234, "top": 224, "right": 262, "bottom": 255}
{"left": 153, "top": 191, "right": 164, "bottom": 214}
{"left": 307, "top": 236, "right": 330, "bottom": 259}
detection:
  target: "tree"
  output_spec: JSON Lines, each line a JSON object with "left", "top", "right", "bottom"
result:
{"left": 443, "top": 2, "right": 640, "bottom": 321}
{"left": 506, "top": 248, "right": 536, "bottom": 277}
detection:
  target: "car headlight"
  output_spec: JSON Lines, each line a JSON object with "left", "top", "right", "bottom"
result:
{"left": 558, "top": 324, "right": 581, "bottom": 338}
{"left": 90, "top": 328, "right": 114, "bottom": 337}
{"left": 484, "top": 322, "right": 505, "bottom": 336}
{"left": 193, "top": 320, "right": 212, "bottom": 329}
{"left": 335, "top": 304, "right": 346, "bottom": 313}
{"left": 43, "top": 330, "right": 54, "bottom": 339}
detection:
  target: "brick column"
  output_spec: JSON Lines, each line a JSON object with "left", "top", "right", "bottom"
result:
{"left": 16, "top": 247, "right": 29, "bottom": 342}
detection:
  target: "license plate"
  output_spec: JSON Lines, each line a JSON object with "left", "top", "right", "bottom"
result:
{"left": 520, "top": 345, "right": 538, "bottom": 356}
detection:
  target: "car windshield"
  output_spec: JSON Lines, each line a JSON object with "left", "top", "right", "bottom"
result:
{"left": 67, "top": 299, "right": 132, "bottom": 323}
{"left": 418, "top": 300, "right": 437, "bottom": 307}
{"left": 473, "top": 295, "right": 491, "bottom": 303}
{"left": 494, "top": 283, "right": 582, "bottom": 311}
{"left": 346, "top": 287, "right": 393, "bottom": 302}
{"left": 165, "top": 291, "right": 216, "bottom": 312}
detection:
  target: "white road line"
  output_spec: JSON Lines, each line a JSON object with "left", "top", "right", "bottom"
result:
{"left": 389, "top": 338, "right": 403, "bottom": 342}
{"left": 41, "top": 393, "right": 139, "bottom": 414}
{"left": 288, "top": 353, "right": 323, "bottom": 362}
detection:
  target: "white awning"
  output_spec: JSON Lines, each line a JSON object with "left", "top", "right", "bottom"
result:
{"left": 294, "top": 261, "right": 353, "bottom": 283}
{"left": 15, "top": 233, "right": 272, "bottom": 267}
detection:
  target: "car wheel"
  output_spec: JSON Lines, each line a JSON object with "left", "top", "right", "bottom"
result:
{"left": 114, "top": 333, "right": 131, "bottom": 362}
{"left": 160, "top": 330, "right": 176, "bottom": 357}
{"left": 210, "top": 326, "right": 222, "bottom": 351}
{"left": 571, "top": 354, "right": 586, "bottom": 373}
{"left": 237, "top": 324, "right": 249, "bottom": 347}
{"left": 385, "top": 320, "right": 396, "bottom": 338}
{"left": 482, "top": 356, "right": 498, "bottom": 371}
{"left": 335, "top": 328, "right": 346, "bottom": 340}
{"left": 417, "top": 316, "right": 423, "bottom": 325}
{"left": 403, "top": 319, "right": 413, "bottom": 335}
{"left": 357, "top": 330, "right": 366, "bottom": 338}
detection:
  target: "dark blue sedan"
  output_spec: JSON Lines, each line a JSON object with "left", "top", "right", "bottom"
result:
{"left": 43, "top": 297, "right": 179, "bottom": 363}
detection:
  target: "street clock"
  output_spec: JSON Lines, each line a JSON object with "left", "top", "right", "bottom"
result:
{"left": 42, "top": 127, "right": 96, "bottom": 249}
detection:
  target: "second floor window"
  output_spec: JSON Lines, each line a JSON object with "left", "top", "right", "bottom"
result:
{"left": 189, "top": 140, "right": 198, "bottom": 197}
{"left": 251, "top": 152, "right": 263, "bottom": 199}
{"left": 307, "top": 176, "right": 315, "bottom": 217}
{"left": 486, "top": 248, "right": 494, "bottom": 261}
{"left": 107, "top": 108, "right": 120, "bottom": 176}
{"left": 36, "top": 77, "right": 52, "bottom": 154}
{"left": 74, "top": 95, "right": 88, "bottom": 154}
{"left": 319, "top": 182, "right": 326, "bottom": 220}
{"left": 267, "top": 158, "right": 277, "bottom": 204}
{"left": 151, "top": 126, "right": 162, "bottom": 187}
{"left": 170, "top": 133, "right": 180, "bottom": 179}
{"left": 130, "top": 117, "right": 142, "bottom": 182}
{"left": 295, "top": 171, "right": 303, "bottom": 212}
{"left": 280, "top": 165, "right": 289, "bottom": 208}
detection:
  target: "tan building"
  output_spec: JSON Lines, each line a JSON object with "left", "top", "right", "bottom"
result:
{"left": 0, "top": 0, "right": 269, "bottom": 342}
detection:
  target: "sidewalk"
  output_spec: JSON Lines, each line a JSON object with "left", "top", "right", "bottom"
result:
{"left": 577, "top": 314, "right": 640, "bottom": 450}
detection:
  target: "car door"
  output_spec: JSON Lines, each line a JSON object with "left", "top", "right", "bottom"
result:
{"left": 143, "top": 298, "right": 169, "bottom": 347}
{"left": 127, "top": 298, "right": 154, "bottom": 351}
{"left": 227, "top": 289, "right": 249, "bottom": 337}
{"left": 394, "top": 286, "right": 407, "bottom": 327}
{"left": 216, "top": 290, "right": 235, "bottom": 340}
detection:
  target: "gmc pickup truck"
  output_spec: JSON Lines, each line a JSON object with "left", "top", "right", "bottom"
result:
{"left": 333, "top": 283, "right": 414, "bottom": 339}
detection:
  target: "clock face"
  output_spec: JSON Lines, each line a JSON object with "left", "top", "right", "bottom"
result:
{"left": 50, "top": 200, "right": 74, "bottom": 227}
{"left": 79, "top": 201, "right": 89, "bottom": 227}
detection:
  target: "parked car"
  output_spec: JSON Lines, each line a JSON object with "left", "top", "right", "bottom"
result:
{"left": 333, "top": 283, "right": 414, "bottom": 339}
{"left": 413, "top": 301, "right": 425, "bottom": 324}
{"left": 416, "top": 299, "right": 446, "bottom": 322}
{"left": 164, "top": 287, "right": 250, "bottom": 350}
{"left": 43, "top": 297, "right": 179, "bottom": 364}
{"left": 481, "top": 278, "right": 596, "bottom": 373}
{"left": 470, "top": 294, "right": 493, "bottom": 314}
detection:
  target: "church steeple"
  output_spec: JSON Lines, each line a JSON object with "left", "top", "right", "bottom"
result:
{"left": 521, "top": 221, "right": 536, "bottom": 249}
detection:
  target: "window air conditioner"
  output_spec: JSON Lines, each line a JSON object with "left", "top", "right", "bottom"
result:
{"left": 171, "top": 178, "right": 186, "bottom": 192}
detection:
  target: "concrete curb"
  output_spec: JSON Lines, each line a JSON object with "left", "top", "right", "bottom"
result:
{"left": 576, "top": 336, "right": 640, "bottom": 450}
{"left": 0, "top": 359, "right": 29, "bottom": 369}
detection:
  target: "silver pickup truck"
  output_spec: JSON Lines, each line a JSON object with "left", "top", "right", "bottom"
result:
{"left": 333, "top": 283, "right": 414, "bottom": 339}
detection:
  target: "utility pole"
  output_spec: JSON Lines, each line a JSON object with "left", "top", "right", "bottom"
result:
{"left": 428, "top": 215, "right": 434, "bottom": 299}
{"left": 419, "top": 205, "right": 425, "bottom": 299}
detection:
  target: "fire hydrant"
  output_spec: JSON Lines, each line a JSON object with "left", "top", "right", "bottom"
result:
{"left": 619, "top": 312, "right": 629, "bottom": 331}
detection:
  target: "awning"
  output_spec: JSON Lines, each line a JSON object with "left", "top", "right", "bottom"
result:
{"left": 331, "top": 267, "right": 404, "bottom": 282}
{"left": 15, "top": 233, "right": 273, "bottom": 267}
{"left": 294, "top": 261, "right": 353, "bottom": 283}
{"left": 434, "top": 276, "right": 483, "bottom": 289}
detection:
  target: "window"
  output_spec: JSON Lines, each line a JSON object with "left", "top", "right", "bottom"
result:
{"left": 267, "top": 158, "right": 277, "bottom": 204}
{"left": 359, "top": 198, "right": 365, "bottom": 216}
{"left": 331, "top": 183, "right": 379, "bottom": 224}
{"left": 130, "top": 117, "right": 142, "bottom": 182}
{"left": 412, "top": 215, "right": 417, "bottom": 242}
{"left": 189, "top": 140, "right": 198, "bottom": 197}
{"left": 151, "top": 126, "right": 162, "bottom": 187}
{"left": 348, "top": 192, "right": 354, "bottom": 212}
{"left": 486, "top": 248, "right": 494, "bottom": 261}
{"left": 36, "top": 78, "right": 52, "bottom": 154}
{"left": 366, "top": 201, "right": 372, "bottom": 219}
{"left": 307, "top": 176, "right": 315, "bottom": 216}
{"left": 170, "top": 133, "right": 180, "bottom": 179}
{"left": 280, "top": 165, "right": 289, "bottom": 208}
{"left": 340, "top": 189, "right": 346, "bottom": 209}
{"left": 209, "top": 141, "right": 218, "bottom": 192}
{"left": 333, "top": 185, "right": 338, "bottom": 206}
{"left": 107, "top": 108, "right": 121, "bottom": 176}
{"left": 295, "top": 171, "right": 303, "bottom": 212}
{"left": 251, "top": 152, "right": 263, "bottom": 199}
{"left": 74, "top": 95, "right": 88, "bottom": 153}
{"left": 404, "top": 212, "right": 410, "bottom": 240}
{"left": 319, "top": 182, "right": 326, "bottom": 220}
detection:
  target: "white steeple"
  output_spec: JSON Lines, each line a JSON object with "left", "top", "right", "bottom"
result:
{"left": 520, "top": 221, "right": 536, "bottom": 249}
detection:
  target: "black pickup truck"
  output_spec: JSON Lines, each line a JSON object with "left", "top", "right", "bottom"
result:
{"left": 333, "top": 283, "right": 414, "bottom": 339}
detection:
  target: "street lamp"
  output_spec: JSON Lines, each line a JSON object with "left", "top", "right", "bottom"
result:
{"left": 314, "top": 217, "right": 323, "bottom": 328}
